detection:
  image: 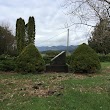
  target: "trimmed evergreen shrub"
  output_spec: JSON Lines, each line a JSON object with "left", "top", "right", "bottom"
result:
{"left": 16, "top": 44, "right": 45, "bottom": 73}
{"left": 70, "top": 43, "right": 101, "bottom": 73}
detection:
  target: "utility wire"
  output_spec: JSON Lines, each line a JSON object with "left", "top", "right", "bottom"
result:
{"left": 36, "top": 30, "right": 67, "bottom": 45}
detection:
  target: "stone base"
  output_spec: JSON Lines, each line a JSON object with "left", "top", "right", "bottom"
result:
{"left": 46, "top": 65, "right": 68, "bottom": 73}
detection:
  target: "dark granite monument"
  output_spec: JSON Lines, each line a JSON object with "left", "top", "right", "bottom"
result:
{"left": 46, "top": 51, "right": 68, "bottom": 73}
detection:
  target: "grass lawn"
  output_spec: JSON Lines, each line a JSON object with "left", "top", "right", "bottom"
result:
{"left": 0, "top": 62, "right": 110, "bottom": 110}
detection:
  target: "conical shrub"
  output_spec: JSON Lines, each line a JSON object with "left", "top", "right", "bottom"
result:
{"left": 70, "top": 43, "right": 101, "bottom": 73}
{"left": 16, "top": 43, "right": 45, "bottom": 73}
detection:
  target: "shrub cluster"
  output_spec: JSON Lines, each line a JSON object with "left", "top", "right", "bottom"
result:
{"left": 98, "top": 54, "right": 110, "bottom": 62}
{"left": 70, "top": 43, "right": 101, "bottom": 73}
{"left": 0, "top": 55, "right": 16, "bottom": 71}
{"left": 16, "top": 44, "right": 45, "bottom": 73}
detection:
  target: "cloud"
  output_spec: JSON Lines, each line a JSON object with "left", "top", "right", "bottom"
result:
{"left": 0, "top": 0, "right": 92, "bottom": 46}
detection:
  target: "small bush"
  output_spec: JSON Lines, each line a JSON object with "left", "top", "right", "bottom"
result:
{"left": 70, "top": 43, "right": 101, "bottom": 73}
{"left": 16, "top": 44, "right": 45, "bottom": 73}
{"left": 66, "top": 55, "right": 71, "bottom": 65}
{"left": 42, "top": 51, "right": 59, "bottom": 64}
{"left": 43, "top": 56, "right": 52, "bottom": 64}
{"left": 0, "top": 55, "right": 16, "bottom": 71}
{"left": 98, "top": 54, "right": 110, "bottom": 62}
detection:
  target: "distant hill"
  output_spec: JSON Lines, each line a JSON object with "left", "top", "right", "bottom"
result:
{"left": 37, "top": 45, "right": 78, "bottom": 52}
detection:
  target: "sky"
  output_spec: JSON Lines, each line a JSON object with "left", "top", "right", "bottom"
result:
{"left": 0, "top": 0, "right": 93, "bottom": 47}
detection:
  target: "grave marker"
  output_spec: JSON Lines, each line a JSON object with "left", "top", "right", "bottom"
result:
{"left": 46, "top": 51, "right": 68, "bottom": 73}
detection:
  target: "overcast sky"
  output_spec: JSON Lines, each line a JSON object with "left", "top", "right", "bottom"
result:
{"left": 0, "top": 0, "right": 93, "bottom": 46}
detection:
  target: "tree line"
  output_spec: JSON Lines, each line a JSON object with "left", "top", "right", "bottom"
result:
{"left": 0, "top": 5, "right": 110, "bottom": 56}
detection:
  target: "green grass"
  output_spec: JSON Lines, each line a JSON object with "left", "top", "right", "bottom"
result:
{"left": 0, "top": 62, "right": 110, "bottom": 110}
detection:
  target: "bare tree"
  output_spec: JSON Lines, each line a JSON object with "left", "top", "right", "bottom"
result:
{"left": 63, "top": 0, "right": 110, "bottom": 27}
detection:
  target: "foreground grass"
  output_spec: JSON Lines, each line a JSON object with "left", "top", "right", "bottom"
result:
{"left": 0, "top": 62, "right": 110, "bottom": 110}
